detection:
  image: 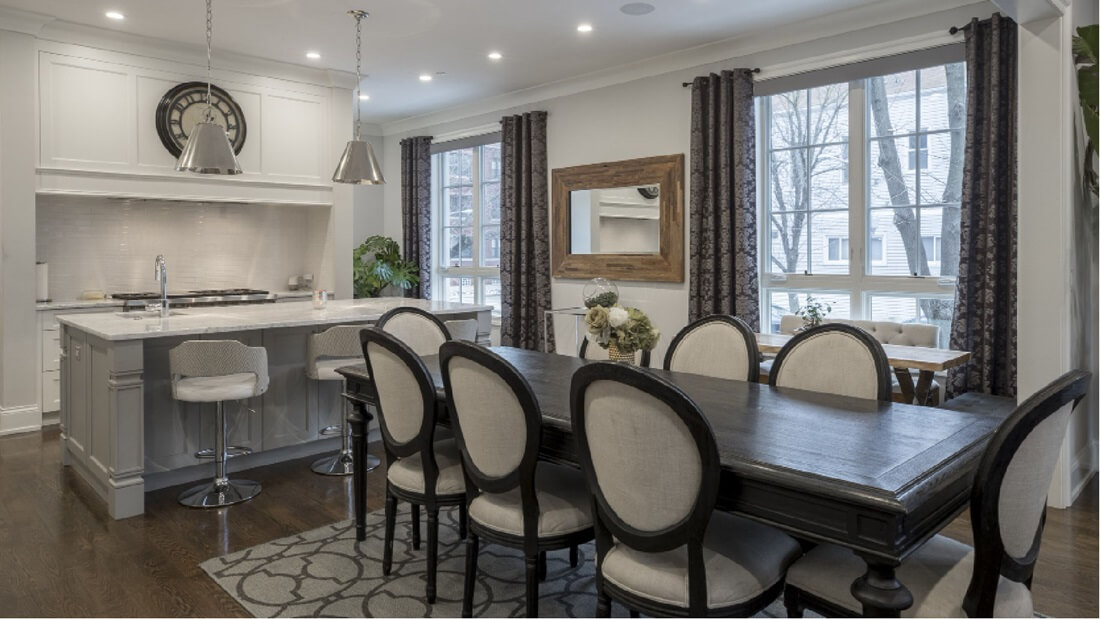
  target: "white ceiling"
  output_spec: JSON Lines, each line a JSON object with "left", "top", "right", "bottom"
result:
{"left": 3, "top": 0, "right": 899, "bottom": 124}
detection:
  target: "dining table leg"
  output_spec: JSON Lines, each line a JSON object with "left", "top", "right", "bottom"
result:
{"left": 914, "top": 370, "right": 936, "bottom": 406}
{"left": 893, "top": 368, "right": 916, "bottom": 404}
{"left": 347, "top": 398, "right": 369, "bottom": 542}
{"left": 850, "top": 553, "right": 913, "bottom": 617}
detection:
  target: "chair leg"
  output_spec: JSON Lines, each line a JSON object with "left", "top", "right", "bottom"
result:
{"left": 569, "top": 544, "right": 579, "bottom": 568}
{"left": 410, "top": 504, "right": 421, "bottom": 550}
{"left": 459, "top": 504, "right": 468, "bottom": 540}
{"left": 538, "top": 550, "right": 547, "bottom": 581}
{"left": 462, "top": 533, "right": 479, "bottom": 618}
{"left": 426, "top": 507, "right": 439, "bottom": 604}
{"left": 596, "top": 591, "right": 612, "bottom": 618}
{"left": 525, "top": 553, "right": 539, "bottom": 617}
{"left": 383, "top": 493, "right": 397, "bottom": 575}
{"left": 784, "top": 586, "right": 804, "bottom": 618}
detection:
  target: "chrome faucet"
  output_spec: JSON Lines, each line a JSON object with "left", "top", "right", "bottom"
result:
{"left": 154, "top": 254, "right": 169, "bottom": 317}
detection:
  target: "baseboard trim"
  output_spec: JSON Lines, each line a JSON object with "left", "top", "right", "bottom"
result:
{"left": 0, "top": 404, "right": 42, "bottom": 436}
{"left": 1069, "top": 442, "right": 1098, "bottom": 505}
{"left": 42, "top": 411, "right": 60, "bottom": 427}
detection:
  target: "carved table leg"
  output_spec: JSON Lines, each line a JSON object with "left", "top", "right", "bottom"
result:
{"left": 914, "top": 370, "right": 936, "bottom": 406}
{"left": 893, "top": 367, "right": 916, "bottom": 404}
{"left": 347, "top": 399, "right": 369, "bottom": 542}
{"left": 850, "top": 554, "right": 913, "bottom": 617}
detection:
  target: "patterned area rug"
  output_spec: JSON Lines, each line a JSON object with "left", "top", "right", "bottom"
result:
{"left": 201, "top": 506, "right": 790, "bottom": 618}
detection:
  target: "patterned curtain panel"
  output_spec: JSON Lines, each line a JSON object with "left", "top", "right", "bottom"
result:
{"left": 499, "top": 111, "right": 554, "bottom": 352}
{"left": 400, "top": 136, "right": 433, "bottom": 299}
{"left": 948, "top": 14, "right": 1018, "bottom": 398}
{"left": 688, "top": 70, "right": 759, "bottom": 329}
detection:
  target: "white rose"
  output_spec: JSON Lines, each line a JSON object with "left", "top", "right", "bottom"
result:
{"left": 608, "top": 307, "right": 629, "bottom": 328}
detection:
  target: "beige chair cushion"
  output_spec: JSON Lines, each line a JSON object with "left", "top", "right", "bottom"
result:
{"left": 601, "top": 511, "right": 801, "bottom": 609}
{"left": 174, "top": 372, "right": 260, "bottom": 402}
{"left": 786, "top": 536, "right": 1033, "bottom": 617}
{"left": 444, "top": 319, "right": 479, "bottom": 342}
{"left": 667, "top": 321, "right": 753, "bottom": 381}
{"left": 311, "top": 357, "right": 360, "bottom": 382}
{"left": 446, "top": 357, "right": 527, "bottom": 479}
{"left": 468, "top": 464, "right": 592, "bottom": 537}
{"left": 386, "top": 439, "right": 466, "bottom": 496}
{"left": 773, "top": 330, "right": 883, "bottom": 400}
{"left": 382, "top": 312, "right": 448, "bottom": 357}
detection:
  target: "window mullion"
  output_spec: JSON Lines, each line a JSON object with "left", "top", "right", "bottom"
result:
{"left": 472, "top": 148, "right": 483, "bottom": 304}
{"left": 849, "top": 78, "right": 867, "bottom": 319}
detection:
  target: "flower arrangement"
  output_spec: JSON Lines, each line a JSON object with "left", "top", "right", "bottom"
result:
{"left": 584, "top": 303, "right": 660, "bottom": 357}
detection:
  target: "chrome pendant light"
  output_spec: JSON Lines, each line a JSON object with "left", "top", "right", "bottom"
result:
{"left": 177, "top": 0, "right": 242, "bottom": 175}
{"left": 332, "top": 10, "right": 384, "bottom": 184}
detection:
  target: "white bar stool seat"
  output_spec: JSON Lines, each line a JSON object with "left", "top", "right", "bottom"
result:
{"left": 169, "top": 340, "right": 269, "bottom": 508}
{"left": 307, "top": 324, "right": 380, "bottom": 476}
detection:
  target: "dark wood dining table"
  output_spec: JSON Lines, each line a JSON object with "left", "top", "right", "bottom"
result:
{"left": 337, "top": 346, "right": 1014, "bottom": 617}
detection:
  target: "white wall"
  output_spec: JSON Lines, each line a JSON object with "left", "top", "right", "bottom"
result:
{"left": 374, "top": 2, "right": 996, "bottom": 362}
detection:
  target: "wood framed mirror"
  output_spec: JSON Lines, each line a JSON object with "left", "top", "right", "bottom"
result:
{"left": 551, "top": 154, "right": 684, "bottom": 282}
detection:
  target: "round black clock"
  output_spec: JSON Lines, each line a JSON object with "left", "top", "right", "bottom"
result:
{"left": 155, "top": 81, "right": 247, "bottom": 158}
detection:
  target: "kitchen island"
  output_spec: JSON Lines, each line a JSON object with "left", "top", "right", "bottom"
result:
{"left": 57, "top": 297, "right": 491, "bottom": 519}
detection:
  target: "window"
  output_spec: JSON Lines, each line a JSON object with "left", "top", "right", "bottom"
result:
{"left": 761, "top": 58, "right": 964, "bottom": 344}
{"left": 433, "top": 141, "right": 502, "bottom": 315}
{"left": 907, "top": 132, "right": 928, "bottom": 170}
{"left": 921, "top": 235, "right": 941, "bottom": 264}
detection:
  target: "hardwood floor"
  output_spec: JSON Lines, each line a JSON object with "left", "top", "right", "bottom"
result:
{"left": 0, "top": 427, "right": 1096, "bottom": 617}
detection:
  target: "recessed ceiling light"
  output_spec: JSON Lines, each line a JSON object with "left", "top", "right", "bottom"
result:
{"left": 577, "top": 23, "right": 593, "bottom": 33}
{"left": 105, "top": 10, "right": 125, "bottom": 20}
{"left": 488, "top": 51, "right": 503, "bottom": 61}
{"left": 419, "top": 74, "right": 433, "bottom": 82}
{"left": 359, "top": 94, "right": 370, "bottom": 100}
{"left": 620, "top": 2, "right": 655, "bottom": 16}
{"left": 306, "top": 51, "right": 321, "bottom": 60}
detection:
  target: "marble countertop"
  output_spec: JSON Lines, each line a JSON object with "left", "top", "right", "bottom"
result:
{"left": 57, "top": 297, "right": 492, "bottom": 341}
{"left": 36, "top": 290, "right": 314, "bottom": 311}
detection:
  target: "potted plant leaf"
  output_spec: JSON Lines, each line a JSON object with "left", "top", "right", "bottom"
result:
{"left": 794, "top": 295, "right": 833, "bottom": 332}
{"left": 353, "top": 235, "right": 420, "bottom": 298}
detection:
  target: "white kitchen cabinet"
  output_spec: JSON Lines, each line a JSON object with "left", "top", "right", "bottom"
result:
{"left": 38, "top": 305, "right": 118, "bottom": 418}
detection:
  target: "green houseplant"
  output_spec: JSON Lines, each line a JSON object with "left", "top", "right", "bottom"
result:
{"left": 352, "top": 235, "right": 419, "bottom": 298}
{"left": 795, "top": 295, "right": 833, "bottom": 331}
{"left": 1074, "top": 24, "right": 1098, "bottom": 197}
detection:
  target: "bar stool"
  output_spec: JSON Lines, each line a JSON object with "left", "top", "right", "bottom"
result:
{"left": 307, "top": 325, "right": 380, "bottom": 476}
{"left": 169, "top": 340, "right": 269, "bottom": 508}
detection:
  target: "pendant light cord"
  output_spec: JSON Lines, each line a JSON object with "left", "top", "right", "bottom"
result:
{"left": 204, "top": 0, "right": 214, "bottom": 123}
{"left": 353, "top": 11, "right": 364, "bottom": 141}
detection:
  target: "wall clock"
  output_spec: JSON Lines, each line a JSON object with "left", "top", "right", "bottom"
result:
{"left": 155, "top": 81, "right": 247, "bottom": 158}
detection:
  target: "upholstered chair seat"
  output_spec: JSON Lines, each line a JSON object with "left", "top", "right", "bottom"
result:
{"left": 786, "top": 536, "right": 1031, "bottom": 617}
{"left": 386, "top": 439, "right": 466, "bottom": 495}
{"left": 784, "top": 370, "right": 1091, "bottom": 618}
{"left": 377, "top": 306, "right": 451, "bottom": 356}
{"left": 572, "top": 363, "right": 801, "bottom": 617}
{"left": 770, "top": 323, "right": 892, "bottom": 401}
{"left": 439, "top": 341, "right": 596, "bottom": 617}
{"left": 444, "top": 319, "right": 479, "bottom": 342}
{"left": 602, "top": 510, "right": 800, "bottom": 610}
{"left": 174, "top": 372, "right": 261, "bottom": 402}
{"left": 306, "top": 325, "right": 378, "bottom": 476}
{"left": 468, "top": 464, "right": 592, "bottom": 537}
{"left": 311, "top": 357, "right": 360, "bottom": 381}
{"left": 663, "top": 315, "right": 759, "bottom": 381}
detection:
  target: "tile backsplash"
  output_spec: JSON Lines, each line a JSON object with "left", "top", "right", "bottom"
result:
{"left": 37, "top": 195, "right": 331, "bottom": 301}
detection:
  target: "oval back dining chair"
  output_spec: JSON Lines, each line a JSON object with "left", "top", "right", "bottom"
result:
{"left": 360, "top": 327, "right": 466, "bottom": 605}
{"left": 571, "top": 362, "right": 801, "bottom": 617}
{"left": 376, "top": 306, "right": 451, "bottom": 357}
{"left": 663, "top": 314, "right": 760, "bottom": 381}
{"left": 439, "top": 341, "right": 594, "bottom": 617}
{"left": 783, "top": 369, "right": 1091, "bottom": 617}
{"left": 769, "top": 323, "right": 892, "bottom": 401}
{"left": 579, "top": 336, "right": 651, "bottom": 367}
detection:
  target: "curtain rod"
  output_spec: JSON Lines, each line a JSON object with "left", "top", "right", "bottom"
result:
{"left": 682, "top": 67, "right": 760, "bottom": 88}
{"left": 949, "top": 14, "right": 996, "bottom": 35}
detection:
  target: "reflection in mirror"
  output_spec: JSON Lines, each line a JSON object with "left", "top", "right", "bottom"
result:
{"left": 569, "top": 185, "right": 661, "bottom": 254}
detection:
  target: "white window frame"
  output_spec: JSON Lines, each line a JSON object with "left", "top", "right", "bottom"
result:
{"left": 824, "top": 236, "right": 849, "bottom": 264}
{"left": 757, "top": 68, "right": 958, "bottom": 334}
{"left": 432, "top": 141, "right": 502, "bottom": 315}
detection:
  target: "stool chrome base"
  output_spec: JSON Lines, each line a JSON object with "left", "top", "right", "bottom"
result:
{"left": 311, "top": 452, "right": 380, "bottom": 476}
{"left": 178, "top": 479, "right": 262, "bottom": 508}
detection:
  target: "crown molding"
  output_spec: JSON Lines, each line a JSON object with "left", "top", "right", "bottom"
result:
{"left": 379, "top": 0, "right": 984, "bottom": 136}
{"left": 36, "top": 19, "right": 347, "bottom": 91}
{"left": 0, "top": 6, "right": 55, "bottom": 36}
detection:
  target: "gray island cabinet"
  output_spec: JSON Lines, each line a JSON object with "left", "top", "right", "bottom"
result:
{"left": 57, "top": 298, "right": 491, "bottom": 519}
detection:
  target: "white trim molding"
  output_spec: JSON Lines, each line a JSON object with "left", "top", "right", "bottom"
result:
{"left": 0, "top": 404, "right": 42, "bottom": 436}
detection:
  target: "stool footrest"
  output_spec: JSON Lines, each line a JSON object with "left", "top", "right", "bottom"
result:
{"left": 319, "top": 425, "right": 343, "bottom": 437}
{"left": 194, "top": 445, "right": 253, "bottom": 459}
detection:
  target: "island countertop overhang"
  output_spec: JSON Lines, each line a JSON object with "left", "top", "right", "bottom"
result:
{"left": 57, "top": 297, "right": 493, "bottom": 341}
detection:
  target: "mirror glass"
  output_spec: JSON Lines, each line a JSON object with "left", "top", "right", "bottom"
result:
{"left": 569, "top": 185, "right": 661, "bottom": 254}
